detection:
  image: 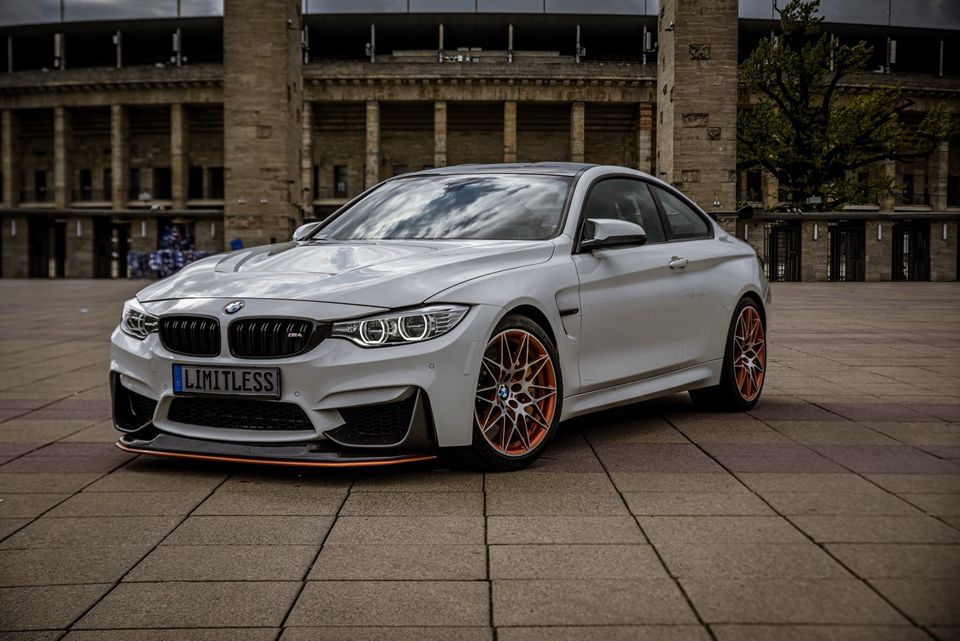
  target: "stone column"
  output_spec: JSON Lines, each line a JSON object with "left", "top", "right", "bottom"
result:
{"left": 1, "top": 110, "right": 16, "bottom": 208}
{"left": 879, "top": 159, "right": 896, "bottom": 212}
{"left": 365, "top": 100, "right": 380, "bottom": 189}
{"left": 503, "top": 101, "right": 517, "bottom": 163}
{"left": 570, "top": 101, "right": 585, "bottom": 163}
{"left": 931, "top": 141, "right": 949, "bottom": 211}
{"left": 223, "top": 0, "right": 303, "bottom": 247}
{"left": 865, "top": 220, "right": 892, "bottom": 281}
{"left": 434, "top": 101, "right": 447, "bottom": 168}
{"left": 763, "top": 171, "right": 779, "bottom": 210}
{"left": 657, "top": 0, "right": 738, "bottom": 211}
{"left": 930, "top": 220, "right": 957, "bottom": 281}
{"left": 636, "top": 102, "right": 653, "bottom": 173}
{"left": 170, "top": 103, "right": 188, "bottom": 209}
{"left": 301, "top": 100, "right": 313, "bottom": 210}
{"left": 53, "top": 106, "right": 71, "bottom": 209}
{"left": 110, "top": 105, "right": 128, "bottom": 210}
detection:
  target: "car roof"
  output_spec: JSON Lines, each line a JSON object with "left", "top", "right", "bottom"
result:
{"left": 407, "top": 162, "right": 596, "bottom": 177}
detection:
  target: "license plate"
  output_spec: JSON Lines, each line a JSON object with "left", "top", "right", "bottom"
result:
{"left": 172, "top": 364, "right": 280, "bottom": 399}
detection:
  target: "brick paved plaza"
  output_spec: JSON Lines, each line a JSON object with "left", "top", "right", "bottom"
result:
{"left": 0, "top": 280, "right": 958, "bottom": 640}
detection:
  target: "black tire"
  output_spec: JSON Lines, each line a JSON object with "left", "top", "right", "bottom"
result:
{"left": 689, "top": 297, "right": 767, "bottom": 412}
{"left": 451, "top": 314, "right": 563, "bottom": 471}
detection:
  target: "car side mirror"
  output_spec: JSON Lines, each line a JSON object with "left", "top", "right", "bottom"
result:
{"left": 292, "top": 222, "right": 322, "bottom": 241}
{"left": 579, "top": 218, "right": 647, "bottom": 252}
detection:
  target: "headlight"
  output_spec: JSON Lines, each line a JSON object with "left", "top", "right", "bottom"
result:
{"left": 330, "top": 305, "right": 469, "bottom": 347}
{"left": 120, "top": 299, "right": 158, "bottom": 340}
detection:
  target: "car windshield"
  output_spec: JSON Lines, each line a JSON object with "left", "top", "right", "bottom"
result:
{"left": 313, "top": 174, "right": 572, "bottom": 241}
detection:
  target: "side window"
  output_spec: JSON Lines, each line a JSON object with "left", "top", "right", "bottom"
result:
{"left": 652, "top": 186, "right": 711, "bottom": 239}
{"left": 582, "top": 179, "right": 666, "bottom": 244}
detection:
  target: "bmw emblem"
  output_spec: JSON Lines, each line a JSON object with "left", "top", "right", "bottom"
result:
{"left": 224, "top": 300, "right": 245, "bottom": 314}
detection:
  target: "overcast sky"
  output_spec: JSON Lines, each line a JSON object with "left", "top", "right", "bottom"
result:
{"left": 1, "top": 0, "right": 958, "bottom": 29}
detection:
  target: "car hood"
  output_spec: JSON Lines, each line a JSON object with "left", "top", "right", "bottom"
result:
{"left": 137, "top": 239, "right": 555, "bottom": 308}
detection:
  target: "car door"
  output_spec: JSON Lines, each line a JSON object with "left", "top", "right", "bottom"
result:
{"left": 648, "top": 184, "right": 723, "bottom": 365}
{"left": 573, "top": 178, "right": 696, "bottom": 392}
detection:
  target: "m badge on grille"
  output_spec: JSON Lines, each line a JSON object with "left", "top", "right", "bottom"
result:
{"left": 224, "top": 300, "right": 245, "bottom": 314}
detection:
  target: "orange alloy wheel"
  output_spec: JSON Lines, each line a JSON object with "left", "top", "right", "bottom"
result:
{"left": 733, "top": 305, "right": 766, "bottom": 402}
{"left": 474, "top": 329, "right": 558, "bottom": 457}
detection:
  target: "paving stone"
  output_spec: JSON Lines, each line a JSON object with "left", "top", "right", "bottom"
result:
{"left": 286, "top": 581, "right": 489, "bottom": 626}
{"left": 484, "top": 472, "right": 615, "bottom": 493}
{"left": 83, "top": 460, "right": 227, "bottom": 492}
{"left": 47, "top": 490, "right": 207, "bottom": 517}
{"left": 219, "top": 473, "right": 353, "bottom": 492}
{"left": 0, "top": 632, "right": 63, "bottom": 641}
{"left": 826, "top": 543, "right": 960, "bottom": 579}
{"left": 736, "top": 473, "right": 879, "bottom": 493}
{"left": 792, "top": 515, "right": 960, "bottom": 543}
{"left": 497, "top": 627, "right": 710, "bottom": 641}
{"left": 869, "top": 579, "right": 960, "bottom": 626}
{"left": 489, "top": 544, "right": 668, "bottom": 579}
{"left": 195, "top": 488, "right": 346, "bottom": 516}
{"left": 0, "top": 453, "right": 130, "bottom": 474}
{"left": 162, "top": 515, "right": 333, "bottom": 546}
{"left": 487, "top": 516, "right": 645, "bottom": 544}
{"left": 812, "top": 445, "right": 960, "bottom": 474}
{"left": 761, "top": 491, "right": 922, "bottom": 516}
{"left": 623, "top": 491, "right": 773, "bottom": 515}
{"left": 610, "top": 472, "right": 749, "bottom": 493}
{"left": 637, "top": 516, "right": 806, "bottom": 545}
{"left": 351, "top": 470, "right": 482, "bottom": 492}
{"left": 681, "top": 578, "right": 907, "bottom": 624}
{"left": 700, "top": 443, "right": 845, "bottom": 473}
{"left": 0, "top": 516, "right": 179, "bottom": 549}
{"left": 486, "top": 491, "right": 628, "bottom": 515}
{"left": 0, "top": 545, "right": 151, "bottom": 586}
{"left": 492, "top": 579, "right": 696, "bottom": 626}
{"left": 326, "top": 516, "right": 484, "bottom": 544}
{"left": 0, "top": 518, "right": 28, "bottom": 540}
{"left": 280, "top": 628, "right": 493, "bottom": 641}
{"left": 340, "top": 491, "right": 483, "bottom": 516}
{"left": 901, "top": 493, "right": 960, "bottom": 516}
{"left": 0, "top": 584, "right": 111, "bottom": 630}
{"left": 865, "top": 474, "right": 960, "bottom": 494}
{"left": 0, "top": 472, "right": 100, "bottom": 494}
{"left": 127, "top": 545, "right": 317, "bottom": 581}
{"left": 710, "top": 625, "right": 929, "bottom": 641}
{"left": 309, "top": 544, "right": 486, "bottom": 580}
{"left": 0, "top": 493, "right": 69, "bottom": 518}
{"left": 656, "top": 542, "right": 850, "bottom": 579}
{"left": 76, "top": 581, "right": 300, "bottom": 628}
{"left": 63, "top": 631, "right": 279, "bottom": 641}
{"left": 764, "top": 421, "right": 899, "bottom": 445}
{"left": 594, "top": 443, "right": 726, "bottom": 473}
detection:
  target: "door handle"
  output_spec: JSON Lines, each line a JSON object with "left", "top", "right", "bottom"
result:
{"left": 668, "top": 256, "right": 688, "bottom": 269}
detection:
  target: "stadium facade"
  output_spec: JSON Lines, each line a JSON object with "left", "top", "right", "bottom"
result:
{"left": 0, "top": 0, "right": 958, "bottom": 281}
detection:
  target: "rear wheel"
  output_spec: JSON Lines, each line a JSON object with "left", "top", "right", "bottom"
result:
{"left": 689, "top": 297, "right": 766, "bottom": 412}
{"left": 458, "top": 315, "right": 562, "bottom": 470}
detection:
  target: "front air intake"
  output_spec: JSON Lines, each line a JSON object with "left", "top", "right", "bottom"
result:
{"left": 229, "top": 318, "right": 329, "bottom": 358}
{"left": 158, "top": 316, "right": 221, "bottom": 357}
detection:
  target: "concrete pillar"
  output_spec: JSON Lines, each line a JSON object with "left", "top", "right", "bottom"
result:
{"left": 801, "top": 220, "right": 829, "bottom": 281}
{"left": 880, "top": 159, "right": 896, "bottom": 212}
{"left": 503, "top": 101, "right": 517, "bottom": 163}
{"left": 570, "top": 101, "right": 585, "bottom": 163}
{"left": 865, "top": 220, "right": 892, "bottom": 281}
{"left": 110, "top": 105, "right": 128, "bottom": 210}
{"left": 223, "top": 0, "right": 303, "bottom": 247}
{"left": 53, "top": 106, "right": 71, "bottom": 209}
{"left": 170, "top": 103, "right": 188, "bottom": 209}
{"left": 657, "top": 0, "right": 738, "bottom": 211}
{"left": 636, "top": 102, "right": 653, "bottom": 173}
{"left": 365, "top": 100, "right": 380, "bottom": 189}
{"left": 930, "top": 221, "right": 958, "bottom": 281}
{"left": 434, "top": 101, "right": 447, "bottom": 168}
{"left": 301, "top": 101, "right": 313, "bottom": 210}
{"left": 1, "top": 110, "right": 16, "bottom": 208}
{"left": 931, "top": 141, "right": 949, "bottom": 211}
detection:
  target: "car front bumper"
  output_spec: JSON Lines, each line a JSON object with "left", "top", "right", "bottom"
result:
{"left": 110, "top": 297, "right": 501, "bottom": 465}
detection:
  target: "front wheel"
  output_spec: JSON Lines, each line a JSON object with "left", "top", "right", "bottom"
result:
{"left": 689, "top": 297, "right": 767, "bottom": 412}
{"left": 457, "top": 314, "right": 563, "bottom": 471}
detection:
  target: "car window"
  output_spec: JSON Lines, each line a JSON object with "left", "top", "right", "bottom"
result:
{"left": 651, "top": 186, "right": 711, "bottom": 240}
{"left": 314, "top": 174, "right": 572, "bottom": 241}
{"left": 582, "top": 179, "right": 666, "bottom": 244}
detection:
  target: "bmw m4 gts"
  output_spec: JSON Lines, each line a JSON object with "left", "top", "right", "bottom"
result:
{"left": 111, "top": 163, "right": 769, "bottom": 470}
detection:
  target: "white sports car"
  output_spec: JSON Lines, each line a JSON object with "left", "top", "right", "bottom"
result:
{"left": 111, "top": 163, "right": 769, "bottom": 470}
